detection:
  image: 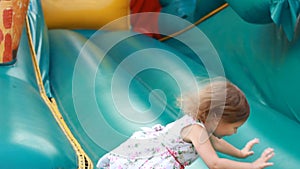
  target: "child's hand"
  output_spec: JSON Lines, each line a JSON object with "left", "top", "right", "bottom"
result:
{"left": 252, "top": 148, "right": 275, "bottom": 169}
{"left": 240, "top": 138, "right": 260, "bottom": 158}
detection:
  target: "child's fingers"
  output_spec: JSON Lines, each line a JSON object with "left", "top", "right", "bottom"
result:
{"left": 247, "top": 150, "right": 254, "bottom": 155}
{"left": 263, "top": 162, "right": 274, "bottom": 167}
{"left": 265, "top": 152, "right": 275, "bottom": 161}
{"left": 252, "top": 138, "right": 260, "bottom": 143}
{"left": 250, "top": 138, "right": 260, "bottom": 145}
{"left": 245, "top": 138, "right": 259, "bottom": 150}
{"left": 262, "top": 148, "right": 274, "bottom": 156}
{"left": 263, "top": 148, "right": 274, "bottom": 155}
{"left": 261, "top": 148, "right": 275, "bottom": 160}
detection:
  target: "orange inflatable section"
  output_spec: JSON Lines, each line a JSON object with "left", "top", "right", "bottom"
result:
{"left": 0, "top": 0, "right": 29, "bottom": 63}
{"left": 41, "top": 0, "right": 130, "bottom": 30}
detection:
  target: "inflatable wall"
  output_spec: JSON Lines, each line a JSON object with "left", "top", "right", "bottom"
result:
{"left": 0, "top": 0, "right": 299, "bottom": 168}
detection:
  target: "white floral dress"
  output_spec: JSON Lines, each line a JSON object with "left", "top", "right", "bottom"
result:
{"left": 97, "top": 115, "right": 204, "bottom": 169}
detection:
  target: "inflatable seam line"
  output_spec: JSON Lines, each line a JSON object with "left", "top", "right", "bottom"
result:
{"left": 25, "top": 16, "right": 93, "bottom": 169}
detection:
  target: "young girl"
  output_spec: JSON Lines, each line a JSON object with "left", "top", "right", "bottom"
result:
{"left": 97, "top": 79, "right": 275, "bottom": 169}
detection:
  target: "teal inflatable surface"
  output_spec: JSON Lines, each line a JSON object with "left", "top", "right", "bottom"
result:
{"left": 0, "top": 16, "right": 77, "bottom": 169}
{"left": 1, "top": 0, "right": 300, "bottom": 168}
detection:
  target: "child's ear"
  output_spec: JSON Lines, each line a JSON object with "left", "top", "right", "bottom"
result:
{"left": 199, "top": 111, "right": 208, "bottom": 123}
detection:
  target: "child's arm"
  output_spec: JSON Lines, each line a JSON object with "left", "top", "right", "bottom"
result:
{"left": 183, "top": 125, "right": 274, "bottom": 169}
{"left": 210, "top": 135, "right": 259, "bottom": 158}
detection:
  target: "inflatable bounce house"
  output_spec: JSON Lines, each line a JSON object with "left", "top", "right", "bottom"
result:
{"left": 1, "top": 0, "right": 300, "bottom": 168}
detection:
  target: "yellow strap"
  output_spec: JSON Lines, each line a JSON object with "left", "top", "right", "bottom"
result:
{"left": 25, "top": 16, "right": 93, "bottom": 169}
{"left": 159, "top": 3, "right": 229, "bottom": 42}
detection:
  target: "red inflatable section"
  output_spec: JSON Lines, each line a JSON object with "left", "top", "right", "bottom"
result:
{"left": 0, "top": 0, "right": 29, "bottom": 64}
{"left": 0, "top": 1, "right": 13, "bottom": 63}
{"left": 130, "top": 0, "right": 162, "bottom": 39}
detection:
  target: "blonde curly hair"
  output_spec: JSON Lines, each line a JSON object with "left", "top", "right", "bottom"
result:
{"left": 178, "top": 79, "right": 250, "bottom": 124}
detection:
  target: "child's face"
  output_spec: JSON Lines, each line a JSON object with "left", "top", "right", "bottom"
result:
{"left": 212, "top": 120, "right": 245, "bottom": 138}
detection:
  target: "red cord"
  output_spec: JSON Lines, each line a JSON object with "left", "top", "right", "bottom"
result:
{"left": 166, "top": 147, "right": 185, "bottom": 169}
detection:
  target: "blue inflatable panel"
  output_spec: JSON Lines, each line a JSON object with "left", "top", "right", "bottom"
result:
{"left": 48, "top": 29, "right": 214, "bottom": 167}
{"left": 0, "top": 6, "right": 77, "bottom": 167}
{"left": 2, "top": 0, "right": 300, "bottom": 168}
{"left": 163, "top": 6, "right": 300, "bottom": 168}
{"left": 0, "top": 75, "right": 77, "bottom": 169}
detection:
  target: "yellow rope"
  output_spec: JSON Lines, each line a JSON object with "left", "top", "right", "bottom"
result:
{"left": 25, "top": 16, "right": 93, "bottom": 169}
{"left": 159, "top": 3, "right": 229, "bottom": 42}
